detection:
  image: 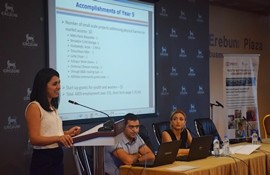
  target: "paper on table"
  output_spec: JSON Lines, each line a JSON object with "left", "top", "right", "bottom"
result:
{"left": 230, "top": 144, "right": 261, "bottom": 155}
{"left": 166, "top": 165, "right": 198, "bottom": 172}
{"left": 73, "top": 123, "right": 103, "bottom": 138}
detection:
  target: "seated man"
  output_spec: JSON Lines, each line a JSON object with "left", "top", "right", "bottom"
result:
{"left": 104, "top": 113, "right": 155, "bottom": 175}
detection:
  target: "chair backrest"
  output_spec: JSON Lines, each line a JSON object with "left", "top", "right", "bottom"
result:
{"left": 194, "top": 118, "right": 222, "bottom": 143}
{"left": 139, "top": 125, "right": 154, "bottom": 152}
{"left": 263, "top": 114, "right": 270, "bottom": 139}
{"left": 152, "top": 121, "right": 170, "bottom": 145}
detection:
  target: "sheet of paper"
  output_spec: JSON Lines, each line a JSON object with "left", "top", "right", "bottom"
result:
{"left": 230, "top": 144, "right": 261, "bottom": 155}
{"left": 166, "top": 165, "right": 198, "bottom": 172}
{"left": 73, "top": 123, "right": 103, "bottom": 138}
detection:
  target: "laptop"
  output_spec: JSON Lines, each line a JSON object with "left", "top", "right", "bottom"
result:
{"left": 176, "top": 135, "right": 213, "bottom": 161}
{"left": 132, "top": 140, "right": 181, "bottom": 167}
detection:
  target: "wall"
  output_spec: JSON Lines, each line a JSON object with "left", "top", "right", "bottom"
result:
{"left": 149, "top": 0, "right": 209, "bottom": 147}
{"left": 0, "top": 0, "right": 209, "bottom": 174}
{"left": 0, "top": 0, "right": 46, "bottom": 174}
{"left": 209, "top": 5, "right": 270, "bottom": 139}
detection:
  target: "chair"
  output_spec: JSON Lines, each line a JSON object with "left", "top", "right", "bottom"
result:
{"left": 194, "top": 118, "right": 222, "bottom": 143}
{"left": 152, "top": 121, "right": 170, "bottom": 145}
{"left": 263, "top": 114, "right": 270, "bottom": 139}
{"left": 139, "top": 125, "right": 154, "bottom": 152}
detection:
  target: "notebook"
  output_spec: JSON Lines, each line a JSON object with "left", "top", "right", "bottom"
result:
{"left": 176, "top": 135, "right": 213, "bottom": 161}
{"left": 132, "top": 140, "right": 181, "bottom": 167}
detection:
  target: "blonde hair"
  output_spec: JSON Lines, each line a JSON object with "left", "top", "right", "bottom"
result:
{"left": 170, "top": 109, "right": 187, "bottom": 120}
{"left": 170, "top": 109, "right": 187, "bottom": 130}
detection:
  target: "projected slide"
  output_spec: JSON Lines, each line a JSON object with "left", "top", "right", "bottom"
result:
{"left": 48, "top": 0, "right": 155, "bottom": 121}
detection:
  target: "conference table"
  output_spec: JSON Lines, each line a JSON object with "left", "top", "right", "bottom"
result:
{"left": 120, "top": 141, "right": 270, "bottom": 175}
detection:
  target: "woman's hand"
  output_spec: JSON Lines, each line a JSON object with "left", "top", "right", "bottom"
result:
{"left": 67, "top": 126, "right": 81, "bottom": 137}
{"left": 60, "top": 126, "right": 81, "bottom": 147}
{"left": 58, "top": 135, "right": 73, "bottom": 148}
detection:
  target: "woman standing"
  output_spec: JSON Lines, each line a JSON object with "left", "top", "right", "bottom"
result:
{"left": 25, "top": 68, "right": 81, "bottom": 175}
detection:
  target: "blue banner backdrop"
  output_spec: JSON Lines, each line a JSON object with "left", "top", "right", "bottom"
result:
{"left": 154, "top": 0, "right": 210, "bottom": 133}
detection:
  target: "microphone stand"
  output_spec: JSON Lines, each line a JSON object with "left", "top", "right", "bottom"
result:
{"left": 68, "top": 100, "right": 114, "bottom": 131}
{"left": 210, "top": 101, "right": 224, "bottom": 120}
{"left": 210, "top": 103, "right": 215, "bottom": 120}
{"left": 242, "top": 117, "right": 252, "bottom": 137}
{"left": 242, "top": 116, "right": 260, "bottom": 142}
{"left": 246, "top": 119, "right": 250, "bottom": 138}
{"left": 69, "top": 100, "right": 115, "bottom": 175}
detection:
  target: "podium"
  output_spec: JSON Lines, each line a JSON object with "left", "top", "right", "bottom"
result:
{"left": 72, "top": 119, "right": 125, "bottom": 175}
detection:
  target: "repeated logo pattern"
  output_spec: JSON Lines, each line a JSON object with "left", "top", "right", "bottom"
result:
{"left": 1, "top": 1, "right": 43, "bottom": 172}
{"left": 155, "top": 0, "right": 209, "bottom": 127}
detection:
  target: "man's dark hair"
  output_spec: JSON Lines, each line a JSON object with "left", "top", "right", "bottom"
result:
{"left": 124, "top": 113, "right": 138, "bottom": 125}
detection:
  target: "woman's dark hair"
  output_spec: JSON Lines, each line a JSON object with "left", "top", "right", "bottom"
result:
{"left": 30, "top": 68, "right": 60, "bottom": 111}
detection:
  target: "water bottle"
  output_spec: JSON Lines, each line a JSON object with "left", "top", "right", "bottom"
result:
{"left": 213, "top": 136, "right": 220, "bottom": 157}
{"left": 251, "top": 131, "right": 258, "bottom": 145}
{"left": 223, "top": 135, "right": 230, "bottom": 156}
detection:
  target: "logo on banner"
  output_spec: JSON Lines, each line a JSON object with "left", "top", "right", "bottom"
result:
{"left": 197, "top": 85, "right": 205, "bottom": 94}
{"left": 160, "top": 46, "right": 168, "bottom": 56}
{"left": 161, "top": 86, "right": 169, "bottom": 96}
{"left": 179, "top": 10, "right": 187, "bottom": 20}
{"left": 180, "top": 85, "right": 188, "bottom": 95}
{"left": 22, "top": 33, "right": 38, "bottom": 47}
{"left": 189, "top": 104, "right": 197, "bottom": 113}
{"left": 172, "top": 105, "right": 177, "bottom": 112}
{"left": 170, "top": 67, "right": 178, "bottom": 76}
{"left": 179, "top": 48, "right": 187, "bottom": 58}
{"left": 159, "top": 7, "right": 168, "bottom": 17}
{"left": 2, "top": 59, "right": 20, "bottom": 73}
{"left": 169, "top": 28, "right": 178, "bottom": 38}
{"left": 188, "top": 67, "right": 196, "bottom": 76}
{"left": 1, "top": 2, "right": 18, "bottom": 17}
{"left": 3, "top": 116, "right": 21, "bottom": 129}
{"left": 196, "top": 49, "right": 204, "bottom": 59}
{"left": 23, "top": 88, "right": 32, "bottom": 101}
{"left": 196, "top": 13, "right": 204, "bottom": 23}
{"left": 188, "top": 30, "right": 196, "bottom": 40}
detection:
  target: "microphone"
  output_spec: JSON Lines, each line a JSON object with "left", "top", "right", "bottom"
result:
{"left": 68, "top": 100, "right": 114, "bottom": 132}
{"left": 216, "top": 101, "right": 224, "bottom": 108}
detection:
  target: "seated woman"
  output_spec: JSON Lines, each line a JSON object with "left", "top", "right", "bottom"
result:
{"left": 162, "top": 109, "right": 192, "bottom": 156}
